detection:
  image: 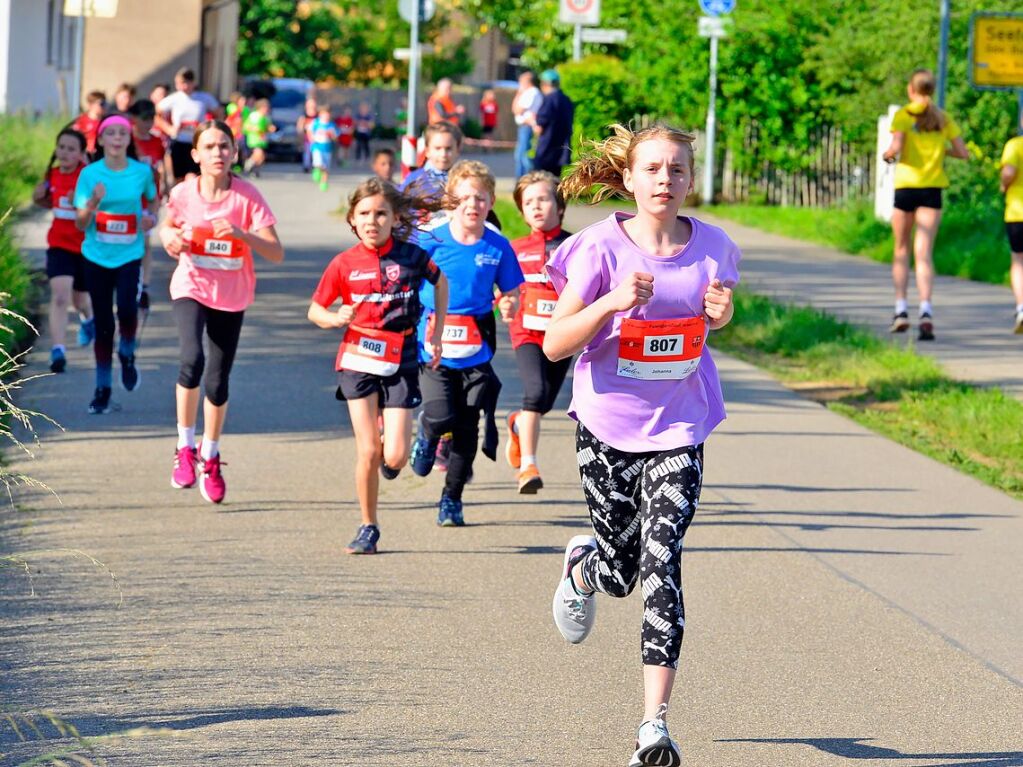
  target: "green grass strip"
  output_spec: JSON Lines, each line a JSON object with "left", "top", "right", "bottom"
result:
{"left": 712, "top": 290, "right": 1023, "bottom": 497}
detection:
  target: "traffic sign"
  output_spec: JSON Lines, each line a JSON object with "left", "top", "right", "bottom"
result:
{"left": 393, "top": 47, "right": 421, "bottom": 60}
{"left": 398, "top": 0, "right": 435, "bottom": 24}
{"left": 698, "top": 16, "right": 731, "bottom": 38}
{"left": 581, "top": 27, "right": 627, "bottom": 44}
{"left": 560, "top": 0, "right": 600, "bottom": 26}
{"left": 970, "top": 12, "right": 1023, "bottom": 89}
{"left": 698, "top": 0, "right": 735, "bottom": 16}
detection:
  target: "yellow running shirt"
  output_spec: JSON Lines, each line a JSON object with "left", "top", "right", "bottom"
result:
{"left": 1000, "top": 136, "right": 1023, "bottom": 222}
{"left": 890, "top": 104, "right": 960, "bottom": 189}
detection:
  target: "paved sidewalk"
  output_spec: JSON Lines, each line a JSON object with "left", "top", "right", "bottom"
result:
{"left": 2, "top": 161, "right": 1020, "bottom": 766}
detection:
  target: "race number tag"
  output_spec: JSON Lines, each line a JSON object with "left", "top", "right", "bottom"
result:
{"left": 188, "top": 227, "right": 245, "bottom": 270}
{"left": 427, "top": 314, "right": 483, "bottom": 359}
{"left": 521, "top": 284, "right": 559, "bottom": 332}
{"left": 338, "top": 326, "right": 403, "bottom": 376}
{"left": 617, "top": 317, "right": 706, "bottom": 380}
{"left": 95, "top": 212, "right": 138, "bottom": 244}
{"left": 53, "top": 194, "right": 76, "bottom": 221}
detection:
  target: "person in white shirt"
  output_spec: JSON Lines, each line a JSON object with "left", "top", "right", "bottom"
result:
{"left": 512, "top": 71, "right": 543, "bottom": 179}
{"left": 157, "top": 67, "right": 223, "bottom": 183}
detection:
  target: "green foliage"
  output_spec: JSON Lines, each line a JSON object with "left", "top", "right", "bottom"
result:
{"left": 712, "top": 290, "right": 1023, "bottom": 497}
{"left": 492, "top": 196, "right": 530, "bottom": 240}
{"left": 237, "top": 0, "right": 473, "bottom": 85}
{"left": 558, "top": 55, "right": 641, "bottom": 146}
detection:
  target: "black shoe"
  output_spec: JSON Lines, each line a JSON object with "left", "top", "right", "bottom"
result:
{"left": 49, "top": 348, "right": 66, "bottom": 373}
{"left": 918, "top": 313, "right": 935, "bottom": 341}
{"left": 138, "top": 289, "right": 150, "bottom": 311}
{"left": 119, "top": 352, "right": 141, "bottom": 392}
{"left": 380, "top": 463, "right": 401, "bottom": 480}
{"left": 890, "top": 312, "right": 910, "bottom": 333}
{"left": 88, "top": 387, "right": 112, "bottom": 414}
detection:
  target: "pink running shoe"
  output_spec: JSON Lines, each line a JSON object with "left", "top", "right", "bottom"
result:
{"left": 199, "top": 453, "right": 227, "bottom": 504}
{"left": 171, "top": 446, "right": 198, "bottom": 489}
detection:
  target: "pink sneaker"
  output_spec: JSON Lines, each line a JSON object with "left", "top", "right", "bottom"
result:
{"left": 199, "top": 453, "right": 227, "bottom": 504}
{"left": 171, "top": 446, "right": 198, "bottom": 489}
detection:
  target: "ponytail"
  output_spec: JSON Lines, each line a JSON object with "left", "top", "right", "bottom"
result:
{"left": 907, "top": 68, "right": 947, "bottom": 133}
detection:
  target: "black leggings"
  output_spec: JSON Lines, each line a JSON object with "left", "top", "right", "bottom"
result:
{"left": 173, "top": 298, "right": 245, "bottom": 407}
{"left": 575, "top": 422, "right": 703, "bottom": 669}
{"left": 354, "top": 132, "right": 371, "bottom": 161}
{"left": 420, "top": 363, "right": 496, "bottom": 501}
{"left": 514, "top": 342, "right": 571, "bottom": 414}
{"left": 83, "top": 258, "right": 140, "bottom": 369}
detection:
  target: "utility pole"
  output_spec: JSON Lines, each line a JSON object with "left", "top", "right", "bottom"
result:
{"left": 702, "top": 33, "right": 718, "bottom": 205}
{"left": 937, "top": 0, "right": 950, "bottom": 108}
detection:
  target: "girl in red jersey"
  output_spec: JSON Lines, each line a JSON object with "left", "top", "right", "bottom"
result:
{"left": 32, "top": 128, "right": 95, "bottom": 372}
{"left": 503, "top": 170, "right": 572, "bottom": 493}
{"left": 335, "top": 106, "right": 355, "bottom": 165}
{"left": 308, "top": 178, "right": 449, "bottom": 555}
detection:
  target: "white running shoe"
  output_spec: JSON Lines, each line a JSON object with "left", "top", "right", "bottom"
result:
{"left": 629, "top": 704, "right": 681, "bottom": 767}
{"left": 552, "top": 534, "right": 597, "bottom": 644}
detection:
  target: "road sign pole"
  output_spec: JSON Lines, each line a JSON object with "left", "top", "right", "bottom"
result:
{"left": 702, "top": 34, "right": 718, "bottom": 204}
{"left": 573, "top": 23, "right": 582, "bottom": 61}
{"left": 936, "top": 0, "right": 950, "bottom": 108}
{"left": 405, "top": 0, "right": 421, "bottom": 144}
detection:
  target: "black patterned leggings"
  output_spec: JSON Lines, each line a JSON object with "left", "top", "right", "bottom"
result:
{"left": 575, "top": 422, "right": 703, "bottom": 669}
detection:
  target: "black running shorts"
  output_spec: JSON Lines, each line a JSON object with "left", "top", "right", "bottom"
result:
{"left": 893, "top": 187, "right": 942, "bottom": 212}
{"left": 336, "top": 367, "right": 422, "bottom": 409}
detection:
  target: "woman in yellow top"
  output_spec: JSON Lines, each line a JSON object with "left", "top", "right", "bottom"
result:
{"left": 882, "top": 68, "right": 968, "bottom": 341}
{"left": 999, "top": 130, "right": 1023, "bottom": 333}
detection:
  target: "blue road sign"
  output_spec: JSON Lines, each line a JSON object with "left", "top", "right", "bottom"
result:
{"left": 699, "top": 0, "right": 735, "bottom": 15}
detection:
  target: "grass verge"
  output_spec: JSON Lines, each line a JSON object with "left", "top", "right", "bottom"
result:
{"left": 492, "top": 196, "right": 530, "bottom": 240}
{"left": 711, "top": 290, "right": 1023, "bottom": 498}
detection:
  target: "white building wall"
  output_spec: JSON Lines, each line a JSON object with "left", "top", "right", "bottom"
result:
{"left": 0, "top": 0, "right": 11, "bottom": 113}
{"left": 4, "top": 0, "right": 76, "bottom": 115}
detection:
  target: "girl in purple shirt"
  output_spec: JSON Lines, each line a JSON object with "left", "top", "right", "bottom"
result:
{"left": 544, "top": 123, "right": 739, "bottom": 767}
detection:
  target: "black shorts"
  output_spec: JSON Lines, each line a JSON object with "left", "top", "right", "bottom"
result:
{"left": 1007, "top": 222, "right": 1023, "bottom": 253}
{"left": 170, "top": 141, "right": 199, "bottom": 179}
{"left": 46, "top": 247, "right": 86, "bottom": 291}
{"left": 482, "top": 125, "right": 495, "bottom": 136}
{"left": 336, "top": 367, "right": 422, "bottom": 409}
{"left": 514, "top": 342, "right": 571, "bottom": 414}
{"left": 894, "top": 187, "right": 942, "bottom": 212}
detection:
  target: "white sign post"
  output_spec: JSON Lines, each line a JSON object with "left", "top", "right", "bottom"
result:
{"left": 398, "top": 0, "right": 435, "bottom": 171}
{"left": 560, "top": 0, "right": 601, "bottom": 61}
{"left": 580, "top": 28, "right": 627, "bottom": 44}
{"left": 874, "top": 104, "right": 900, "bottom": 222}
{"left": 698, "top": 0, "right": 734, "bottom": 204}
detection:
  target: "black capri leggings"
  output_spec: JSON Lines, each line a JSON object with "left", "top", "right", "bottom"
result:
{"left": 173, "top": 298, "right": 245, "bottom": 407}
{"left": 514, "top": 342, "right": 571, "bottom": 414}
{"left": 83, "top": 258, "right": 140, "bottom": 369}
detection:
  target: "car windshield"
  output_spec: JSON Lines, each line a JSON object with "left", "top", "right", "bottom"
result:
{"left": 270, "top": 90, "right": 306, "bottom": 109}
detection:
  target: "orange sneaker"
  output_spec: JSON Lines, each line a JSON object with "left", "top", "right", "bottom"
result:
{"left": 505, "top": 410, "right": 521, "bottom": 468}
{"left": 517, "top": 464, "right": 543, "bottom": 494}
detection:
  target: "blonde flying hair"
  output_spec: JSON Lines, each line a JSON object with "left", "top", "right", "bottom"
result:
{"left": 444, "top": 160, "right": 496, "bottom": 206}
{"left": 560, "top": 123, "right": 697, "bottom": 203}
{"left": 907, "top": 69, "right": 947, "bottom": 133}
{"left": 346, "top": 176, "right": 443, "bottom": 241}
{"left": 513, "top": 170, "right": 565, "bottom": 214}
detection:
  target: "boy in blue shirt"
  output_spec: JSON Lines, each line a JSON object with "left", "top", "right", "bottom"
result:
{"left": 309, "top": 106, "right": 338, "bottom": 191}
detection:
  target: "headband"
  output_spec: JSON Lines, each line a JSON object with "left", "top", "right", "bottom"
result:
{"left": 98, "top": 115, "right": 132, "bottom": 135}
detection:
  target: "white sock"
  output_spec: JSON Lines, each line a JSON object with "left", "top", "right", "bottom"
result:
{"left": 511, "top": 412, "right": 520, "bottom": 434}
{"left": 200, "top": 438, "right": 219, "bottom": 460}
{"left": 895, "top": 299, "right": 908, "bottom": 315}
{"left": 919, "top": 300, "right": 933, "bottom": 317}
{"left": 521, "top": 454, "right": 536, "bottom": 468}
{"left": 1016, "top": 304, "right": 1023, "bottom": 314}
{"left": 177, "top": 425, "right": 196, "bottom": 450}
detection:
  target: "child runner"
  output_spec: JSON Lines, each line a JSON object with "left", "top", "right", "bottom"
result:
{"left": 130, "top": 99, "right": 168, "bottom": 313}
{"left": 479, "top": 89, "right": 499, "bottom": 151}
{"left": 159, "top": 120, "right": 283, "bottom": 504}
{"left": 242, "top": 99, "right": 274, "bottom": 177}
{"left": 999, "top": 128, "right": 1023, "bottom": 333}
{"left": 400, "top": 122, "right": 461, "bottom": 202}
{"left": 309, "top": 105, "right": 337, "bottom": 191}
{"left": 297, "top": 96, "right": 318, "bottom": 173}
{"left": 74, "top": 114, "right": 159, "bottom": 414}
{"left": 157, "top": 67, "right": 223, "bottom": 185}
{"left": 372, "top": 147, "right": 396, "bottom": 183}
{"left": 335, "top": 106, "right": 355, "bottom": 165}
{"left": 354, "top": 101, "right": 375, "bottom": 164}
{"left": 544, "top": 124, "right": 739, "bottom": 767}
{"left": 31, "top": 128, "right": 95, "bottom": 373}
{"left": 225, "top": 92, "right": 251, "bottom": 170}
{"left": 409, "top": 161, "right": 524, "bottom": 526}
{"left": 503, "top": 170, "right": 572, "bottom": 493}
{"left": 73, "top": 90, "right": 106, "bottom": 157}
{"left": 308, "top": 178, "right": 449, "bottom": 554}
{"left": 882, "top": 68, "right": 968, "bottom": 341}
{"left": 113, "top": 82, "right": 136, "bottom": 113}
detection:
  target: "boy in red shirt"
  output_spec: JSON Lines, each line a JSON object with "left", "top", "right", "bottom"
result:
{"left": 72, "top": 90, "right": 106, "bottom": 157}
{"left": 130, "top": 99, "right": 168, "bottom": 312}
{"left": 479, "top": 89, "right": 498, "bottom": 151}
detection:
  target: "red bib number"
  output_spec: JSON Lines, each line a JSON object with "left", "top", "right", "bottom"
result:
{"left": 617, "top": 317, "right": 706, "bottom": 381}
{"left": 53, "top": 194, "right": 76, "bottom": 221}
{"left": 337, "top": 326, "right": 403, "bottom": 376}
{"left": 522, "top": 284, "right": 559, "bottom": 332}
{"left": 427, "top": 314, "right": 483, "bottom": 359}
{"left": 95, "top": 212, "right": 138, "bottom": 244}
{"left": 188, "top": 227, "right": 245, "bottom": 270}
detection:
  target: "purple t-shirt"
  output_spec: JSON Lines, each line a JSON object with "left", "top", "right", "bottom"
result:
{"left": 546, "top": 212, "right": 741, "bottom": 453}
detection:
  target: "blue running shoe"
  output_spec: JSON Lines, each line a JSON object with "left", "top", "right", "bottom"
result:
{"left": 437, "top": 493, "right": 464, "bottom": 527}
{"left": 410, "top": 412, "right": 439, "bottom": 477}
{"left": 49, "top": 347, "right": 66, "bottom": 373}
{"left": 77, "top": 317, "right": 95, "bottom": 347}
{"left": 344, "top": 524, "right": 380, "bottom": 555}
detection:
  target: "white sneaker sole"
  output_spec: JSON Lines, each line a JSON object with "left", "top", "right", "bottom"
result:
{"left": 552, "top": 534, "right": 597, "bottom": 644}
{"left": 629, "top": 737, "right": 681, "bottom": 767}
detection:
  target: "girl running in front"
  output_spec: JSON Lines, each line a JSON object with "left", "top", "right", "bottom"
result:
{"left": 999, "top": 127, "right": 1023, "bottom": 333}
{"left": 32, "top": 127, "right": 95, "bottom": 373}
{"left": 882, "top": 68, "right": 968, "bottom": 341}
{"left": 409, "top": 161, "right": 524, "bottom": 526}
{"left": 308, "top": 178, "right": 448, "bottom": 555}
{"left": 503, "top": 170, "right": 572, "bottom": 494}
{"left": 159, "top": 120, "right": 283, "bottom": 504}
{"left": 544, "top": 124, "right": 739, "bottom": 767}
{"left": 74, "top": 114, "right": 159, "bottom": 414}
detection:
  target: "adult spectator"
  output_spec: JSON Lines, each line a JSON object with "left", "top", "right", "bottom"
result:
{"left": 512, "top": 71, "right": 543, "bottom": 178}
{"left": 427, "top": 78, "right": 465, "bottom": 125}
{"left": 156, "top": 67, "right": 223, "bottom": 183}
{"left": 530, "top": 69, "right": 574, "bottom": 179}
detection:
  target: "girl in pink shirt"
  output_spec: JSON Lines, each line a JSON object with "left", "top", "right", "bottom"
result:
{"left": 159, "top": 120, "right": 283, "bottom": 504}
{"left": 544, "top": 124, "right": 739, "bottom": 767}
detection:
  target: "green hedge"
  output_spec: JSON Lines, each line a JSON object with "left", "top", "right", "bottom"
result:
{"left": 558, "top": 54, "right": 644, "bottom": 152}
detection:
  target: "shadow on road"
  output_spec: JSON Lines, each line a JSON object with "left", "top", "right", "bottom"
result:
{"left": 720, "top": 737, "right": 1023, "bottom": 766}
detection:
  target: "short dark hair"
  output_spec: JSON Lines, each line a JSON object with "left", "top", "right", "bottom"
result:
{"left": 424, "top": 121, "right": 462, "bottom": 147}
{"left": 129, "top": 98, "right": 155, "bottom": 120}
{"left": 373, "top": 147, "right": 395, "bottom": 160}
{"left": 175, "top": 67, "right": 196, "bottom": 83}
{"left": 85, "top": 90, "right": 105, "bottom": 105}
